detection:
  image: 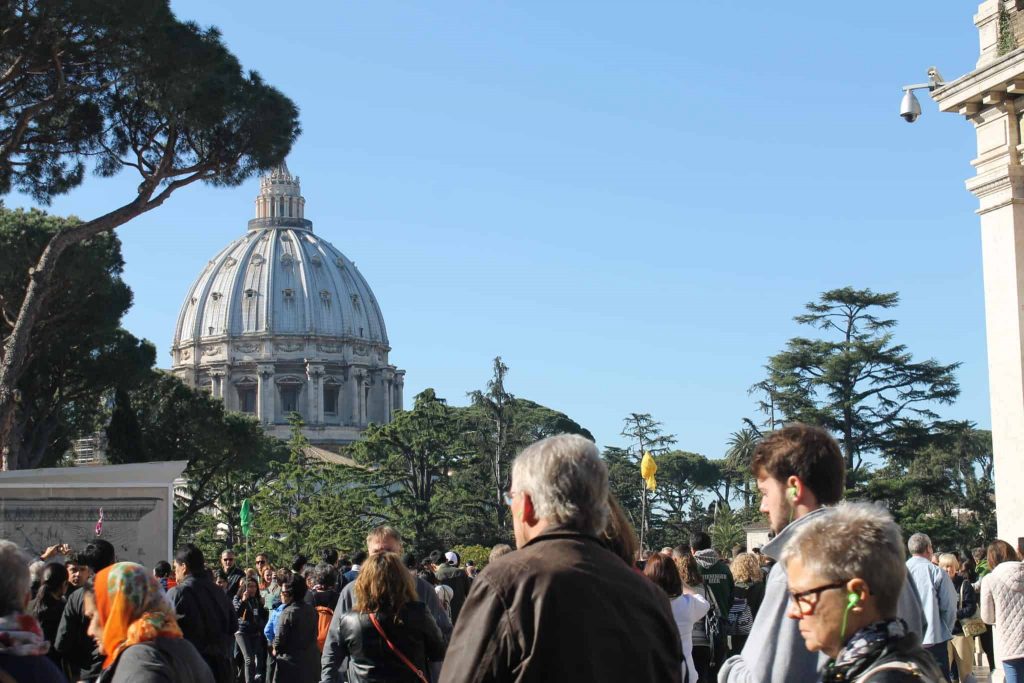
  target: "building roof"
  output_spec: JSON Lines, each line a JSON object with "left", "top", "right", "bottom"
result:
{"left": 302, "top": 445, "right": 364, "bottom": 469}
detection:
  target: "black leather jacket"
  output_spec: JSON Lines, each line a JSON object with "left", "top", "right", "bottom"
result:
{"left": 333, "top": 602, "right": 445, "bottom": 683}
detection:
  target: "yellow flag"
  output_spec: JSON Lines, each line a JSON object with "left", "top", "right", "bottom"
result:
{"left": 640, "top": 451, "right": 657, "bottom": 491}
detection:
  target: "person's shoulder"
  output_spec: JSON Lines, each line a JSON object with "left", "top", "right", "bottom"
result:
{"left": 0, "top": 652, "right": 65, "bottom": 682}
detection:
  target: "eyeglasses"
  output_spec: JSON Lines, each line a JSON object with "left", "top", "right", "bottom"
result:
{"left": 255, "top": 560, "right": 267, "bottom": 565}
{"left": 503, "top": 490, "right": 520, "bottom": 506}
{"left": 788, "top": 581, "right": 847, "bottom": 617}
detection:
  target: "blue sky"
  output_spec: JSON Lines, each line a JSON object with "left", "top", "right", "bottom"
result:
{"left": 9, "top": 2, "right": 991, "bottom": 456}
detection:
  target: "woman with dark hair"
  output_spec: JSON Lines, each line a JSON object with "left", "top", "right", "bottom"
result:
{"left": 271, "top": 575, "right": 319, "bottom": 683}
{"left": 233, "top": 576, "right": 268, "bottom": 683}
{"left": 981, "top": 540, "right": 1024, "bottom": 682}
{"left": 644, "top": 554, "right": 709, "bottom": 683}
{"left": 81, "top": 562, "right": 213, "bottom": 683}
{"left": 333, "top": 552, "right": 445, "bottom": 683}
{"left": 28, "top": 562, "right": 68, "bottom": 670}
{"left": 678, "top": 552, "right": 717, "bottom": 683}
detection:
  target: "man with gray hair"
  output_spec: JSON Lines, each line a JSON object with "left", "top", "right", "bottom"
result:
{"left": 905, "top": 532, "right": 957, "bottom": 678}
{"left": 439, "top": 434, "right": 683, "bottom": 683}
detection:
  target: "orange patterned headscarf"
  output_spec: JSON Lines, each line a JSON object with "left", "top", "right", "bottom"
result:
{"left": 93, "top": 562, "right": 183, "bottom": 668}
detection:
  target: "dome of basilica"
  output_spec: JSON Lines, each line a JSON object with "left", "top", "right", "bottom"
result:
{"left": 170, "top": 163, "right": 404, "bottom": 445}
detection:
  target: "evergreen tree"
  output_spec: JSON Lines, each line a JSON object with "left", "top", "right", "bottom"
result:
{"left": 0, "top": 0, "right": 300, "bottom": 469}
{"left": 764, "top": 287, "right": 960, "bottom": 473}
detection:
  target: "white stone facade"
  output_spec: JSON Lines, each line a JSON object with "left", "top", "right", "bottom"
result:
{"left": 170, "top": 163, "right": 404, "bottom": 445}
{"left": 932, "top": 2, "right": 1024, "bottom": 547}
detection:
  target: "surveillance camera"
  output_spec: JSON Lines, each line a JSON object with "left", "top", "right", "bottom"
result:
{"left": 900, "top": 90, "right": 922, "bottom": 123}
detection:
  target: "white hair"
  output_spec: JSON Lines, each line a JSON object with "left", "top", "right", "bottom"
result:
{"left": 907, "top": 533, "right": 932, "bottom": 556}
{"left": 512, "top": 434, "right": 608, "bottom": 535}
{"left": 0, "top": 540, "right": 32, "bottom": 615}
{"left": 781, "top": 502, "right": 906, "bottom": 612}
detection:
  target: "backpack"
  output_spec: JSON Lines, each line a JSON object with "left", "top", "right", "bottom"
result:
{"left": 701, "top": 584, "right": 722, "bottom": 660}
{"left": 315, "top": 605, "right": 334, "bottom": 652}
{"left": 727, "top": 595, "right": 754, "bottom": 636}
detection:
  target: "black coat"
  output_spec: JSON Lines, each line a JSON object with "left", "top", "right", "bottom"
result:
{"left": 233, "top": 594, "right": 269, "bottom": 636}
{"left": 167, "top": 573, "right": 235, "bottom": 683}
{"left": 55, "top": 587, "right": 104, "bottom": 681}
{"left": 952, "top": 574, "right": 978, "bottom": 636}
{"left": 272, "top": 602, "right": 320, "bottom": 683}
{"left": 333, "top": 602, "right": 445, "bottom": 683}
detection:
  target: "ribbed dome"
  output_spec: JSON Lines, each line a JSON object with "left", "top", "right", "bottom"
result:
{"left": 172, "top": 165, "right": 388, "bottom": 347}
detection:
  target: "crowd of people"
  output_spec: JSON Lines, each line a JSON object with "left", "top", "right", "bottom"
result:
{"left": 0, "top": 426, "right": 1022, "bottom": 683}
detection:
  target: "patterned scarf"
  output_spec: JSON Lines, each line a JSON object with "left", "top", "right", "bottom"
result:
{"left": 94, "top": 562, "right": 183, "bottom": 669}
{"left": 0, "top": 612, "right": 49, "bottom": 656}
{"left": 822, "top": 619, "right": 908, "bottom": 682}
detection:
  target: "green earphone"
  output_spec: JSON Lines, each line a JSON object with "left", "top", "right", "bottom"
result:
{"left": 787, "top": 486, "right": 798, "bottom": 501}
{"left": 841, "top": 591, "right": 860, "bottom": 639}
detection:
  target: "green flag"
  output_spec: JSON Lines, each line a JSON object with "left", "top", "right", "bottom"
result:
{"left": 240, "top": 499, "right": 253, "bottom": 538}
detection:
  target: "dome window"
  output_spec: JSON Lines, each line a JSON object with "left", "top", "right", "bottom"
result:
{"left": 283, "top": 288, "right": 294, "bottom": 299}
{"left": 211, "top": 292, "right": 222, "bottom": 301}
{"left": 351, "top": 294, "right": 361, "bottom": 311}
{"left": 320, "top": 290, "right": 332, "bottom": 306}
{"left": 251, "top": 254, "right": 265, "bottom": 265}
{"left": 281, "top": 252, "right": 294, "bottom": 266}
{"left": 223, "top": 257, "right": 237, "bottom": 268}
{"left": 310, "top": 255, "right": 322, "bottom": 267}
{"left": 244, "top": 289, "right": 257, "bottom": 298}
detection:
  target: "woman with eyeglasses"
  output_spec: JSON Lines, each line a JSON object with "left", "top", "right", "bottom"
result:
{"left": 270, "top": 575, "right": 319, "bottom": 683}
{"left": 781, "top": 503, "right": 943, "bottom": 682}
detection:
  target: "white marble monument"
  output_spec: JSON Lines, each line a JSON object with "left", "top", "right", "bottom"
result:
{"left": 0, "top": 461, "right": 185, "bottom": 565}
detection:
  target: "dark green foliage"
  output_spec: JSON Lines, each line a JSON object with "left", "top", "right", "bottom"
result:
{"left": 104, "top": 371, "right": 286, "bottom": 546}
{"left": 764, "top": 287, "right": 960, "bottom": 473}
{"left": 0, "top": 0, "right": 299, "bottom": 469}
{"left": 349, "top": 389, "right": 469, "bottom": 555}
{"left": 862, "top": 423, "right": 994, "bottom": 551}
{"left": 0, "top": 0, "right": 301, "bottom": 201}
{"left": 0, "top": 207, "right": 153, "bottom": 467}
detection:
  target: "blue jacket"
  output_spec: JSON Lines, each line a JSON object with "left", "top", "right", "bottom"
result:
{"left": 906, "top": 555, "right": 957, "bottom": 645}
{"left": 264, "top": 602, "right": 286, "bottom": 643}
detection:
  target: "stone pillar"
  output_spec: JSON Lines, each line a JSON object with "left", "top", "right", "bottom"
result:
{"left": 209, "top": 370, "right": 225, "bottom": 400}
{"left": 394, "top": 372, "right": 405, "bottom": 412}
{"left": 933, "top": 2, "right": 1024, "bottom": 548}
{"left": 256, "top": 364, "right": 275, "bottom": 425}
{"left": 348, "top": 369, "right": 361, "bottom": 426}
{"left": 384, "top": 375, "right": 394, "bottom": 422}
{"left": 306, "top": 362, "right": 324, "bottom": 425}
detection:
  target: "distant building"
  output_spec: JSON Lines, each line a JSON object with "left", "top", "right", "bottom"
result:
{"left": 170, "top": 162, "right": 404, "bottom": 447}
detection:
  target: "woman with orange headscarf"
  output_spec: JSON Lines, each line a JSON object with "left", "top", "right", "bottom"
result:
{"left": 82, "top": 562, "right": 214, "bottom": 683}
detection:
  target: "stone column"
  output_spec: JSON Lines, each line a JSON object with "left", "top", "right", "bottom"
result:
{"left": 209, "top": 370, "right": 225, "bottom": 400}
{"left": 306, "top": 362, "right": 325, "bottom": 425}
{"left": 348, "top": 369, "right": 360, "bottom": 426}
{"left": 384, "top": 374, "right": 394, "bottom": 422}
{"left": 256, "top": 364, "right": 275, "bottom": 425}
{"left": 933, "top": 3, "right": 1024, "bottom": 546}
{"left": 394, "top": 372, "right": 405, "bottom": 412}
